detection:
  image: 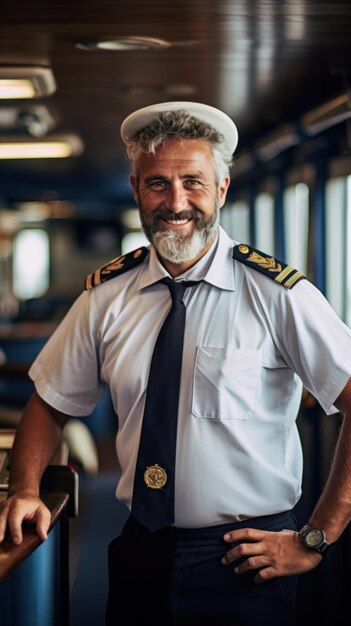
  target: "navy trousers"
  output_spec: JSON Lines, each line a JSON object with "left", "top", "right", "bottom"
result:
{"left": 106, "top": 511, "right": 298, "bottom": 626}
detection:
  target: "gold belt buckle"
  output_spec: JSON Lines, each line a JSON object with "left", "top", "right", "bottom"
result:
{"left": 144, "top": 464, "right": 167, "bottom": 489}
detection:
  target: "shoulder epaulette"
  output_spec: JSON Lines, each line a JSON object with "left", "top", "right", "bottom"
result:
{"left": 85, "top": 246, "right": 149, "bottom": 290}
{"left": 233, "top": 244, "right": 305, "bottom": 289}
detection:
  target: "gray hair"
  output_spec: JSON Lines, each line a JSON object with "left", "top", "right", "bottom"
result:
{"left": 125, "top": 109, "right": 234, "bottom": 183}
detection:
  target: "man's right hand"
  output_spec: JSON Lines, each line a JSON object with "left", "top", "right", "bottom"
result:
{"left": 0, "top": 392, "right": 68, "bottom": 546}
{"left": 0, "top": 493, "right": 51, "bottom": 545}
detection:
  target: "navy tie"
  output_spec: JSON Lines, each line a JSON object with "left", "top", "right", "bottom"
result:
{"left": 131, "top": 277, "right": 198, "bottom": 532}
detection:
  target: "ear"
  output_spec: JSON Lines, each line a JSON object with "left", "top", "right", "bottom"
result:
{"left": 218, "top": 176, "right": 230, "bottom": 209}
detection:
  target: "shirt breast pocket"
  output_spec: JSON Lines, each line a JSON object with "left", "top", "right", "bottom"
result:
{"left": 192, "top": 347, "right": 262, "bottom": 420}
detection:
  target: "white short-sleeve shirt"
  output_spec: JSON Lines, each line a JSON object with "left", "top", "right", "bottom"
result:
{"left": 29, "top": 227, "right": 351, "bottom": 527}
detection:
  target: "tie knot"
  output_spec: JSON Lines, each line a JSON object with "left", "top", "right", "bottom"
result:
{"left": 161, "top": 277, "right": 186, "bottom": 302}
{"left": 161, "top": 277, "right": 199, "bottom": 303}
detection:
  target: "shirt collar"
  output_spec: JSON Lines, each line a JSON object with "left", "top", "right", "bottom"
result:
{"left": 138, "top": 225, "right": 236, "bottom": 292}
{"left": 138, "top": 246, "right": 170, "bottom": 290}
{"left": 201, "top": 226, "right": 236, "bottom": 291}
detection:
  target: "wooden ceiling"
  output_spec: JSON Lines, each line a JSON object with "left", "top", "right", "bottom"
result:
{"left": 1, "top": 0, "right": 351, "bottom": 210}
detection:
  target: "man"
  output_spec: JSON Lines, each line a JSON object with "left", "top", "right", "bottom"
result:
{"left": 1, "top": 101, "right": 351, "bottom": 626}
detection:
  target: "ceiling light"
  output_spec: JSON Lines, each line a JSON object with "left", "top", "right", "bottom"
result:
{"left": 76, "top": 36, "right": 171, "bottom": 51}
{"left": 0, "top": 135, "right": 84, "bottom": 159}
{"left": 0, "top": 66, "right": 56, "bottom": 99}
{"left": 255, "top": 125, "right": 300, "bottom": 160}
{"left": 0, "top": 79, "right": 36, "bottom": 99}
{"left": 302, "top": 93, "right": 351, "bottom": 135}
{"left": 165, "top": 84, "right": 197, "bottom": 97}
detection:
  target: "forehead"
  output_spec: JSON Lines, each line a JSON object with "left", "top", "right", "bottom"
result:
{"left": 135, "top": 138, "right": 216, "bottom": 178}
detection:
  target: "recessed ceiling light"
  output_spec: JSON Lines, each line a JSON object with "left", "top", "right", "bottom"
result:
{"left": 0, "top": 80, "right": 36, "bottom": 99}
{"left": 75, "top": 36, "right": 171, "bottom": 51}
{"left": 0, "top": 67, "right": 56, "bottom": 99}
{"left": 166, "top": 84, "right": 198, "bottom": 97}
{"left": 0, "top": 134, "right": 84, "bottom": 159}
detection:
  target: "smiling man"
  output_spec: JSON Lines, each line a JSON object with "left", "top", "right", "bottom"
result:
{"left": 1, "top": 102, "right": 351, "bottom": 626}
{"left": 126, "top": 106, "right": 232, "bottom": 276}
{"left": 130, "top": 137, "right": 227, "bottom": 274}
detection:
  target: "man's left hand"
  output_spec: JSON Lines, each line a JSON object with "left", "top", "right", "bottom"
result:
{"left": 221, "top": 527, "right": 322, "bottom": 583}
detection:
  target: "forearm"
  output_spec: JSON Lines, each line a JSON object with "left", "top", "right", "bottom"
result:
{"left": 0, "top": 392, "right": 70, "bottom": 544}
{"left": 308, "top": 400, "right": 351, "bottom": 542}
{"left": 8, "top": 392, "right": 69, "bottom": 497}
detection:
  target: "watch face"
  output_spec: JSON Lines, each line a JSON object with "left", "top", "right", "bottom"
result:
{"left": 305, "top": 528, "right": 324, "bottom": 548}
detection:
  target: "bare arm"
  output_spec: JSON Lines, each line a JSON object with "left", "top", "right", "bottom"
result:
{"left": 221, "top": 377, "right": 351, "bottom": 582}
{"left": 307, "top": 377, "right": 351, "bottom": 538}
{"left": 0, "top": 392, "right": 70, "bottom": 545}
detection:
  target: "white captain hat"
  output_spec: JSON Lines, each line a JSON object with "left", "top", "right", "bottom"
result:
{"left": 120, "top": 101, "right": 238, "bottom": 154}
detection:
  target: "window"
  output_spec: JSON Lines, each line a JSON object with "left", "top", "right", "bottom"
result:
{"left": 325, "top": 176, "right": 351, "bottom": 325}
{"left": 283, "top": 183, "right": 309, "bottom": 275}
{"left": 220, "top": 200, "right": 250, "bottom": 243}
{"left": 13, "top": 229, "right": 50, "bottom": 299}
{"left": 254, "top": 192, "right": 275, "bottom": 253}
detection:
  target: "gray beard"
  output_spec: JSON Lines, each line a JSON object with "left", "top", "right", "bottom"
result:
{"left": 140, "top": 205, "right": 219, "bottom": 264}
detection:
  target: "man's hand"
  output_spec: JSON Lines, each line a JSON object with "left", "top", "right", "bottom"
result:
{"left": 0, "top": 493, "right": 51, "bottom": 545}
{"left": 221, "top": 527, "right": 322, "bottom": 583}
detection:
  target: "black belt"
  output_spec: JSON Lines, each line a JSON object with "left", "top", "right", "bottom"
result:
{"left": 123, "top": 510, "right": 294, "bottom": 543}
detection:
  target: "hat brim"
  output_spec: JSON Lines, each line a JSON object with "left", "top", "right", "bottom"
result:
{"left": 120, "top": 101, "right": 238, "bottom": 154}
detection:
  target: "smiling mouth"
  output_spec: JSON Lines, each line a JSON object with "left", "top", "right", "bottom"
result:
{"left": 163, "top": 217, "right": 192, "bottom": 225}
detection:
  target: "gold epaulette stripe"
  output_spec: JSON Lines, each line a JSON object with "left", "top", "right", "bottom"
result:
{"left": 93, "top": 268, "right": 101, "bottom": 286}
{"left": 284, "top": 270, "right": 305, "bottom": 289}
{"left": 85, "top": 273, "right": 93, "bottom": 290}
{"left": 275, "top": 265, "right": 295, "bottom": 285}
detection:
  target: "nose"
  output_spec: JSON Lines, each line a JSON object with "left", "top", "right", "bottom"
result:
{"left": 165, "top": 182, "right": 189, "bottom": 213}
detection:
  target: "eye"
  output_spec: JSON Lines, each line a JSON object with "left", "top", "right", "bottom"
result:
{"left": 146, "top": 179, "right": 168, "bottom": 191}
{"left": 184, "top": 179, "right": 202, "bottom": 188}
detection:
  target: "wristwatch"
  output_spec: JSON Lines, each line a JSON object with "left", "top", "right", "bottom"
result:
{"left": 299, "top": 523, "right": 336, "bottom": 557}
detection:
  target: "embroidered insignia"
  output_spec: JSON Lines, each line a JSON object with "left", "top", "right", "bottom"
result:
{"left": 246, "top": 251, "right": 282, "bottom": 273}
{"left": 101, "top": 257, "right": 126, "bottom": 273}
{"left": 84, "top": 246, "right": 149, "bottom": 290}
{"left": 233, "top": 244, "right": 305, "bottom": 289}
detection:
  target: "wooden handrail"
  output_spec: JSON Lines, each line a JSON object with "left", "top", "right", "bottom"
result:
{"left": 0, "top": 464, "right": 78, "bottom": 582}
{"left": 0, "top": 491, "right": 69, "bottom": 582}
